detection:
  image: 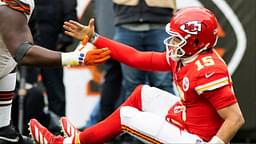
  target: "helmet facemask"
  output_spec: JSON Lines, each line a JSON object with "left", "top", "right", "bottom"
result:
{"left": 164, "top": 24, "right": 187, "bottom": 62}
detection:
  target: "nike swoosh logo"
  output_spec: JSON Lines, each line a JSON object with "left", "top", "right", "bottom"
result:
{"left": 205, "top": 72, "right": 215, "bottom": 78}
{"left": 0, "top": 136, "right": 19, "bottom": 142}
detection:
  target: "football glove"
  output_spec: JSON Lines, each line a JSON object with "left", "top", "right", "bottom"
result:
{"left": 61, "top": 43, "right": 111, "bottom": 66}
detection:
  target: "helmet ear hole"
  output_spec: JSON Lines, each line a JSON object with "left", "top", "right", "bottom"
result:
{"left": 193, "top": 38, "right": 199, "bottom": 46}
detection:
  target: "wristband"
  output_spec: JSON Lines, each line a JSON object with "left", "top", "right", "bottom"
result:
{"left": 208, "top": 136, "right": 225, "bottom": 144}
{"left": 90, "top": 33, "right": 99, "bottom": 44}
{"left": 61, "top": 43, "right": 94, "bottom": 66}
{"left": 61, "top": 52, "right": 81, "bottom": 66}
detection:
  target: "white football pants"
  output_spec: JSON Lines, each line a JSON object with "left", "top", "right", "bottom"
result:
{"left": 120, "top": 85, "right": 205, "bottom": 144}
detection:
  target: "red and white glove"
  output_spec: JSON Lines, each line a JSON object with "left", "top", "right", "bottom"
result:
{"left": 61, "top": 42, "right": 111, "bottom": 66}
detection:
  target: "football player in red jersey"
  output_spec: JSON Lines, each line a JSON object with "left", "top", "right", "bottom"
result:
{"left": 0, "top": 0, "right": 110, "bottom": 143}
{"left": 29, "top": 7, "right": 244, "bottom": 144}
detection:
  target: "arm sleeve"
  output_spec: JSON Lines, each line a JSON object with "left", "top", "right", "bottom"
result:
{"left": 94, "top": 35, "right": 171, "bottom": 71}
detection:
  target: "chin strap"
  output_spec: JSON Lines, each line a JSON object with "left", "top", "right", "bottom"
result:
{"left": 181, "top": 43, "right": 210, "bottom": 65}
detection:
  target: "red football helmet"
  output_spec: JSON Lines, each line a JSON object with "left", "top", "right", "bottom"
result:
{"left": 164, "top": 7, "right": 219, "bottom": 62}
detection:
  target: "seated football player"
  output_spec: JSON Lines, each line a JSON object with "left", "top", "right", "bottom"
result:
{"left": 29, "top": 7, "right": 244, "bottom": 144}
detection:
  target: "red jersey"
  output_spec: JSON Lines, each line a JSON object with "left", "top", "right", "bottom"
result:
{"left": 94, "top": 35, "right": 237, "bottom": 141}
{"left": 166, "top": 50, "right": 237, "bottom": 141}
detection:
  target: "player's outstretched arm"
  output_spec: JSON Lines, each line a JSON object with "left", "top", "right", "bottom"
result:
{"left": 0, "top": 6, "right": 61, "bottom": 66}
{"left": 0, "top": 7, "right": 110, "bottom": 67}
{"left": 63, "top": 18, "right": 170, "bottom": 71}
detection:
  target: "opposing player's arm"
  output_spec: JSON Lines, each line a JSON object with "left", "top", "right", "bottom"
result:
{"left": 0, "top": 6, "right": 61, "bottom": 67}
{"left": 0, "top": 7, "right": 110, "bottom": 67}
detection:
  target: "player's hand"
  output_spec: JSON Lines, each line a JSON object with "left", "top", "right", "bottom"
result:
{"left": 83, "top": 47, "right": 111, "bottom": 65}
{"left": 61, "top": 43, "right": 111, "bottom": 66}
{"left": 63, "top": 18, "right": 95, "bottom": 41}
{"left": 78, "top": 43, "right": 111, "bottom": 65}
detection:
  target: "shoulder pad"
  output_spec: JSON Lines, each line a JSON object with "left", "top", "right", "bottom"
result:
{"left": 195, "top": 66, "right": 230, "bottom": 95}
{"left": 3, "top": 0, "right": 34, "bottom": 21}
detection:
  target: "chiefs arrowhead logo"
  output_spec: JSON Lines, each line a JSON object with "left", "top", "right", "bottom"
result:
{"left": 180, "top": 21, "right": 202, "bottom": 35}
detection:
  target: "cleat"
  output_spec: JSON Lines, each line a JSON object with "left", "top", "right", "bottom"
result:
{"left": 0, "top": 123, "right": 27, "bottom": 144}
{"left": 59, "top": 117, "right": 80, "bottom": 138}
{"left": 29, "top": 119, "right": 64, "bottom": 144}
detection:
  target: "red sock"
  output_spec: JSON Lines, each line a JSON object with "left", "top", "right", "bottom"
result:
{"left": 79, "top": 85, "right": 143, "bottom": 143}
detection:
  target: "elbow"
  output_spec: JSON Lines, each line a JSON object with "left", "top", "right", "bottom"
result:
{"left": 225, "top": 112, "right": 245, "bottom": 130}
{"left": 234, "top": 113, "right": 245, "bottom": 129}
{"left": 238, "top": 114, "right": 245, "bottom": 128}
